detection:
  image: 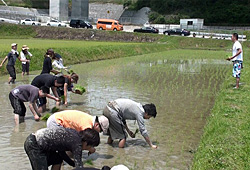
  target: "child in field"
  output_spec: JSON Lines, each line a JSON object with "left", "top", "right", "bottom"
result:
{"left": 24, "top": 127, "right": 100, "bottom": 170}
{"left": 20, "top": 45, "right": 32, "bottom": 76}
{"left": 9, "top": 85, "right": 49, "bottom": 124}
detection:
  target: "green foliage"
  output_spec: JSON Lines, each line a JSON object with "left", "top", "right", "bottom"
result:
{"left": 40, "top": 113, "right": 51, "bottom": 121}
{"left": 74, "top": 85, "right": 86, "bottom": 95}
{"left": 134, "top": 0, "right": 250, "bottom": 25}
{"left": 0, "top": 23, "right": 36, "bottom": 38}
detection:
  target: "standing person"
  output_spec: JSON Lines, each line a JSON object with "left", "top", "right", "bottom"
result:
{"left": 20, "top": 45, "right": 32, "bottom": 76}
{"left": 24, "top": 127, "right": 100, "bottom": 170}
{"left": 41, "top": 48, "right": 59, "bottom": 75}
{"left": 47, "top": 110, "right": 109, "bottom": 154}
{"left": 31, "top": 74, "right": 65, "bottom": 113}
{"left": 52, "top": 53, "right": 68, "bottom": 72}
{"left": 226, "top": 33, "right": 243, "bottom": 89}
{"left": 9, "top": 85, "right": 49, "bottom": 124}
{"left": 0, "top": 43, "right": 30, "bottom": 84}
{"left": 103, "top": 98, "right": 157, "bottom": 148}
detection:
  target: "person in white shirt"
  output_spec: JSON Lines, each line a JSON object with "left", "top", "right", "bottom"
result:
{"left": 52, "top": 53, "right": 67, "bottom": 72}
{"left": 20, "top": 45, "right": 32, "bottom": 76}
{"left": 226, "top": 33, "right": 243, "bottom": 89}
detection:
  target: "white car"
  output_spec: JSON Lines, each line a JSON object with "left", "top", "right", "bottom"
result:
{"left": 46, "top": 20, "right": 67, "bottom": 27}
{"left": 20, "top": 19, "right": 41, "bottom": 26}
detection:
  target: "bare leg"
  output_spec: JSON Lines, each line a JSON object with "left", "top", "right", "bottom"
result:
{"left": 236, "top": 78, "right": 240, "bottom": 88}
{"left": 8, "top": 77, "right": 12, "bottom": 84}
{"left": 27, "top": 72, "right": 29, "bottom": 75}
{"left": 22, "top": 72, "right": 24, "bottom": 77}
{"left": 51, "top": 164, "right": 61, "bottom": 170}
{"left": 107, "top": 136, "right": 113, "bottom": 144}
{"left": 14, "top": 114, "right": 19, "bottom": 125}
{"left": 119, "top": 138, "right": 126, "bottom": 148}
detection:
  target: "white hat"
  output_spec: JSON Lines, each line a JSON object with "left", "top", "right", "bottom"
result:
{"left": 111, "top": 165, "right": 129, "bottom": 170}
{"left": 11, "top": 43, "right": 17, "bottom": 47}
{"left": 22, "top": 45, "right": 29, "bottom": 50}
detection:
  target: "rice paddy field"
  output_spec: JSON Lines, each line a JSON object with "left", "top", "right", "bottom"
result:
{"left": 0, "top": 37, "right": 249, "bottom": 170}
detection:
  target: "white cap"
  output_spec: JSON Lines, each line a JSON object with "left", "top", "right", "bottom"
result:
{"left": 11, "top": 43, "right": 17, "bottom": 47}
{"left": 111, "top": 165, "right": 129, "bottom": 170}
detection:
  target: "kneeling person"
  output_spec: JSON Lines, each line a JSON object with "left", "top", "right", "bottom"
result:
{"left": 9, "top": 85, "right": 49, "bottom": 124}
{"left": 24, "top": 127, "right": 100, "bottom": 170}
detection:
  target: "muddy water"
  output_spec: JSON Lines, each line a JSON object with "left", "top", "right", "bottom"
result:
{"left": 0, "top": 51, "right": 230, "bottom": 170}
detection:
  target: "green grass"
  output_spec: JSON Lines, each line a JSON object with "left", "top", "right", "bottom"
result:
{"left": 192, "top": 49, "right": 250, "bottom": 169}
{"left": 0, "top": 38, "right": 169, "bottom": 75}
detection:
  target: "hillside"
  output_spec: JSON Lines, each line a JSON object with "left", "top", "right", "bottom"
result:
{"left": 133, "top": 0, "right": 250, "bottom": 25}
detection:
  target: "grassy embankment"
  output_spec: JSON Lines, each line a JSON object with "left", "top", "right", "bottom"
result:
{"left": 0, "top": 23, "right": 249, "bottom": 169}
{"left": 192, "top": 46, "right": 250, "bottom": 169}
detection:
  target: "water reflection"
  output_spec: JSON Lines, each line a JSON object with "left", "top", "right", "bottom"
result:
{"left": 0, "top": 53, "right": 230, "bottom": 170}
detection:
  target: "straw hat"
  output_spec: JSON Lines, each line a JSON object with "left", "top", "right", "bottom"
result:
{"left": 22, "top": 45, "right": 29, "bottom": 50}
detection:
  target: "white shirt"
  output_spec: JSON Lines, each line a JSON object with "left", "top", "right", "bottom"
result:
{"left": 232, "top": 41, "right": 243, "bottom": 61}
{"left": 52, "top": 58, "right": 65, "bottom": 69}
{"left": 20, "top": 51, "right": 32, "bottom": 64}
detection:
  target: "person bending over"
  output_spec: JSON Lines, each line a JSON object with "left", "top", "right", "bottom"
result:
{"left": 24, "top": 128, "right": 100, "bottom": 170}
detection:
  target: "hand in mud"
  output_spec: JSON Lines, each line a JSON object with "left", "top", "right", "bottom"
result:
{"left": 64, "top": 102, "right": 68, "bottom": 107}
{"left": 34, "top": 115, "right": 40, "bottom": 122}
{"left": 55, "top": 97, "right": 60, "bottom": 102}
{"left": 151, "top": 144, "right": 157, "bottom": 149}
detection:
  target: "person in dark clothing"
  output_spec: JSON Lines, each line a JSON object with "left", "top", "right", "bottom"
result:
{"left": 24, "top": 127, "right": 100, "bottom": 170}
{"left": 41, "top": 49, "right": 59, "bottom": 75}
{"left": 31, "top": 74, "right": 65, "bottom": 113}
{"left": 0, "top": 43, "right": 30, "bottom": 84}
{"left": 9, "top": 85, "right": 49, "bottom": 124}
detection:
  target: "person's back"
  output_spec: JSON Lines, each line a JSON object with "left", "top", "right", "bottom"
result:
{"left": 53, "top": 110, "right": 94, "bottom": 131}
{"left": 31, "top": 73, "right": 56, "bottom": 88}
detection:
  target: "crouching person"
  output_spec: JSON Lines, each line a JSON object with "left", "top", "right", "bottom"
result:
{"left": 24, "top": 127, "right": 100, "bottom": 170}
{"left": 103, "top": 98, "right": 157, "bottom": 148}
{"left": 9, "top": 85, "right": 49, "bottom": 124}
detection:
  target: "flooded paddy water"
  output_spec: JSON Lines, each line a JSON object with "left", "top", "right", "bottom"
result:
{"left": 0, "top": 50, "right": 231, "bottom": 170}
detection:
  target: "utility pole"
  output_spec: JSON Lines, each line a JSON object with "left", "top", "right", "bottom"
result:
{"left": 1, "top": 0, "right": 8, "bottom": 6}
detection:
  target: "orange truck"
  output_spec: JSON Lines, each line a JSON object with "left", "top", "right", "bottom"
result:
{"left": 96, "top": 19, "right": 123, "bottom": 31}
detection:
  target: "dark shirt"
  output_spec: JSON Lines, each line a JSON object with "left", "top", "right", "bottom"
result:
{"left": 7, "top": 51, "right": 19, "bottom": 66}
{"left": 41, "top": 56, "right": 52, "bottom": 74}
{"left": 35, "top": 127, "right": 83, "bottom": 168}
{"left": 11, "top": 85, "right": 39, "bottom": 103}
{"left": 31, "top": 74, "right": 56, "bottom": 88}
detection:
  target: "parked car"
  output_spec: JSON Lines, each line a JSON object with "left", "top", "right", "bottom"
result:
{"left": 163, "top": 29, "right": 190, "bottom": 36}
{"left": 70, "top": 19, "right": 93, "bottom": 29}
{"left": 46, "top": 19, "right": 66, "bottom": 27}
{"left": 133, "top": 27, "right": 159, "bottom": 33}
{"left": 20, "top": 18, "right": 41, "bottom": 26}
{"left": 96, "top": 19, "right": 123, "bottom": 31}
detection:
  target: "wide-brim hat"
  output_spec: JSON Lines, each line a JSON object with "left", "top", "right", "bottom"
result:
{"left": 22, "top": 45, "right": 29, "bottom": 50}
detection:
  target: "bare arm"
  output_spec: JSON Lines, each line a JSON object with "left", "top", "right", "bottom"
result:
{"left": 29, "top": 103, "right": 40, "bottom": 121}
{"left": 18, "top": 56, "right": 29, "bottom": 63}
{"left": 63, "top": 83, "right": 68, "bottom": 105}
{"left": 51, "top": 87, "right": 60, "bottom": 106}
{"left": 227, "top": 48, "right": 242, "bottom": 61}
{"left": 0, "top": 56, "right": 8, "bottom": 67}
{"left": 143, "top": 135, "right": 157, "bottom": 149}
{"left": 124, "top": 123, "right": 135, "bottom": 138}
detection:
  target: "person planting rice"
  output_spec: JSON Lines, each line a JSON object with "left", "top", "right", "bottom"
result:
{"left": 47, "top": 110, "right": 109, "bottom": 154}
{"left": 24, "top": 127, "right": 100, "bottom": 170}
{"left": 103, "top": 98, "right": 157, "bottom": 148}
{"left": 9, "top": 85, "right": 49, "bottom": 124}
{"left": 56, "top": 73, "right": 79, "bottom": 106}
{"left": 0, "top": 43, "right": 30, "bottom": 84}
{"left": 31, "top": 74, "right": 64, "bottom": 113}
{"left": 226, "top": 33, "right": 243, "bottom": 89}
